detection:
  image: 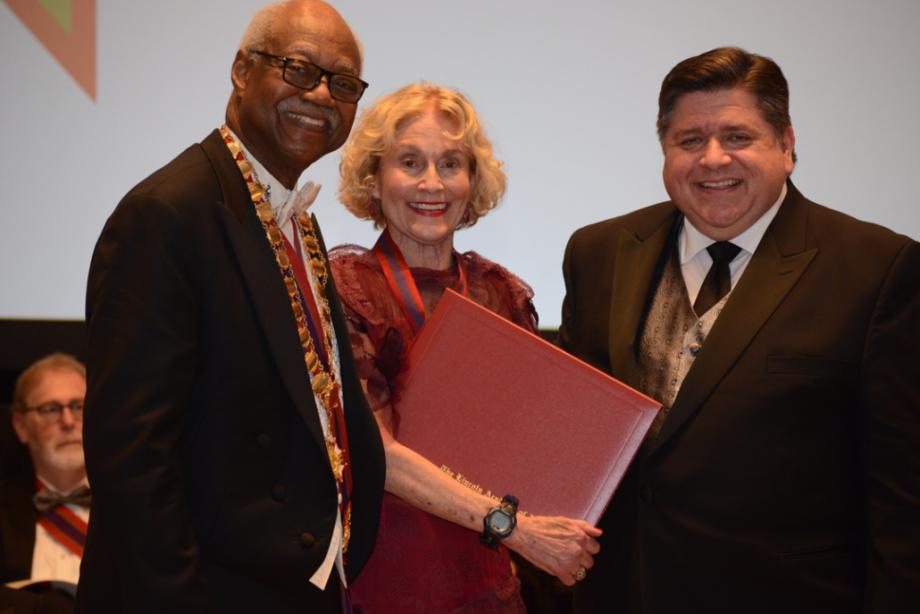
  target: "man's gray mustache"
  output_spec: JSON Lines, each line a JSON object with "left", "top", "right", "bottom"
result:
{"left": 278, "top": 100, "right": 338, "bottom": 128}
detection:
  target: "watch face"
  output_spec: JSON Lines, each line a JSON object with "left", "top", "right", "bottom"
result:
{"left": 489, "top": 511, "right": 513, "bottom": 535}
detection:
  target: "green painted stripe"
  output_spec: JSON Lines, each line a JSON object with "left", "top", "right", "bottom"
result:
{"left": 39, "top": 0, "right": 72, "bottom": 34}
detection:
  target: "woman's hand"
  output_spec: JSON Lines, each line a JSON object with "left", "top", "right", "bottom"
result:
{"left": 378, "top": 425, "right": 602, "bottom": 586}
{"left": 505, "top": 514, "right": 601, "bottom": 586}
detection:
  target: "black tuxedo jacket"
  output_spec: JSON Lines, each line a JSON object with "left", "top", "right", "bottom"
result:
{"left": 78, "top": 130, "right": 385, "bottom": 613}
{"left": 0, "top": 475, "right": 77, "bottom": 613}
{"left": 0, "top": 474, "right": 36, "bottom": 584}
{"left": 561, "top": 184, "right": 919, "bottom": 613}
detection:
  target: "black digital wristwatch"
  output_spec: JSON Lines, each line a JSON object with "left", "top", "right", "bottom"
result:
{"left": 480, "top": 494, "right": 519, "bottom": 548}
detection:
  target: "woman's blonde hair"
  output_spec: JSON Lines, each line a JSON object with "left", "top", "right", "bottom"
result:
{"left": 338, "top": 82, "right": 506, "bottom": 229}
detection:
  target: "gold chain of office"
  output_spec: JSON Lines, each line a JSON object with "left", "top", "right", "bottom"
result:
{"left": 219, "top": 125, "right": 351, "bottom": 553}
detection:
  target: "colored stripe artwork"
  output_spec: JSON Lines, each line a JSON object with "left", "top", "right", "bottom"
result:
{"left": 3, "top": 0, "right": 96, "bottom": 100}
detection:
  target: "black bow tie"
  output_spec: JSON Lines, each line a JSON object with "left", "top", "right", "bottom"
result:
{"left": 33, "top": 485, "right": 92, "bottom": 513}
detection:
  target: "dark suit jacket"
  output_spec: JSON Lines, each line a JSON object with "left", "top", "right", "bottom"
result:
{"left": 0, "top": 475, "right": 76, "bottom": 614}
{"left": 77, "top": 130, "right": 385, "bottom": 613}
{"left": 560, "top": 184, "right": 920, "bottom": 613}
{"left": 0, "top": 474, "right": 36, "bottom": 584}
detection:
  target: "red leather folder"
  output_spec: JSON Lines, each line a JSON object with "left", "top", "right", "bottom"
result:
{"left": 393, "top": 289, "right": 661, "bottom": 524}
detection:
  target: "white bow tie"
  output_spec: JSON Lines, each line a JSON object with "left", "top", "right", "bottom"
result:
{"left": 277, "top": 181, "right": 322, "bottom": 226}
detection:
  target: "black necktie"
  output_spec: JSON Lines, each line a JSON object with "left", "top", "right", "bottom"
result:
{"left": 33, "top": 484, "right": 92, "bottom": 514}
{"left": 694, "top": 241, "right": 741, "bottom": 316}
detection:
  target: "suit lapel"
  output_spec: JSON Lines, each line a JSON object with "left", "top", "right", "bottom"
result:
{"left": 647, "top": 184, "right": 818, "bottom": 455}
{"left": 200, "top": 131, "right": 326, "bottom": 451}
{"left": 608, "top": 208, "right": 679, "bottom": 390}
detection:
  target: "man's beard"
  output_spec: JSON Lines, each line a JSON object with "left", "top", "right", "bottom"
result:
{"left": 39, "top": 440, "right": 85, "bottom": 474}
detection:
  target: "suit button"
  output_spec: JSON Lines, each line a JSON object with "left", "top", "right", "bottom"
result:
{"left": 688, "top": 342, "right": 702, "bottom": 357}
{"left": 256, "top": 433, "right": 271, "bottom": 448}
{"left": 300, "top": 532, "right": 316, "bottom": 548}
{"left": 271, "top": 484, "right": 287, "bottom": 501}
{"left": 639, "top": 485, "right": 654, "bottom": 504}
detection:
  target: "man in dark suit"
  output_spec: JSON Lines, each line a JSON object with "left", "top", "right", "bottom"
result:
{"left": 78, "top": 2, "right": 384, "bottom": 612}
{"left": 561, "top": 47, "right": 919, "bottom": 613}
{"left": 2, "top": 354, "right": 88, "bottom": 613}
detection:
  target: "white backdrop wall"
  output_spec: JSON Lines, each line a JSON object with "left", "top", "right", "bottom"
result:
{"left": 1, "top": 0, "right": 918, "bottom": 326}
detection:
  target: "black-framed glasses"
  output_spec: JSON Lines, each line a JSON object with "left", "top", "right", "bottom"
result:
{"left": 249, "top": 50, "right": 368, "bottom": 103}
{"left": 21, "top": 400, "right": 84, "bottom": 421}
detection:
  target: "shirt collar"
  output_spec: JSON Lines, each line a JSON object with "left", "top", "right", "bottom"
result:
{"left": 36, "top": 475, "right": 90, "bottom": 495}
{"left": 225, "top": 128, "right": 298, "bottom": 223}
{"left": 679, "top": 182, "right": 787, "bottom": 264}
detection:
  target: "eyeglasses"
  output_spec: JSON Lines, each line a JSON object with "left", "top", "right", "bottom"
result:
{"left": 20, "top": 400, "right": 84, "bottom": 421}
{"left": 249, "top": 50, "right": 368, "bottom": 103}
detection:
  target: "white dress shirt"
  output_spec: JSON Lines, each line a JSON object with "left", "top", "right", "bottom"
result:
{"left": 30, "top": 477, "right": 89, "bottom": 586}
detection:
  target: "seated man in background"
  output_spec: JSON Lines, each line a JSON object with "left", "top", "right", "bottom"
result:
{"left": 1, "top": 353, "right": 88, "bottom": 612}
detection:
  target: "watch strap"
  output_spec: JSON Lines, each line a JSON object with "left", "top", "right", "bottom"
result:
{"left": 479, "top": 494, "right": 519, "bottom": 548}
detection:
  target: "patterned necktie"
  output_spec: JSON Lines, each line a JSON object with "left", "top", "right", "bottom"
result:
{"left": 694, "top": 241, "right": 741, "bottom": 316}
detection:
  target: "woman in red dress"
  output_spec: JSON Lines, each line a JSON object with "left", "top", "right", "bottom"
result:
{"left": 331, "top": 83, "right": 601, "bottom": 613}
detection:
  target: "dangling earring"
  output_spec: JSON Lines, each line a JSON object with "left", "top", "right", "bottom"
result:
{"left": 460, "top": 204, "right": 472, "bottom": 227}
{"left": 370, "top": 198, "right": 380, "bottom": 219}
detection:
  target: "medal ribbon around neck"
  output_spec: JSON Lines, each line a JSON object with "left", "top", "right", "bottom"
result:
{"left": 372, "top": 228, "right": 468, "bottom": 333}
{"left": 34, "top": 479, "right": 87, "bottom": 557}
{"left": 219, "top": 125, "right": 353, "bottom": 554}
